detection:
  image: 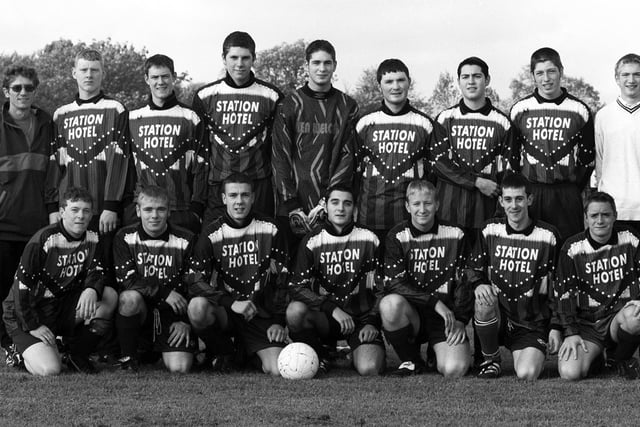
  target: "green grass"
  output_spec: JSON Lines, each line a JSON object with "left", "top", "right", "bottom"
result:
{"left": 1, "top": 351, "right": 640, "bottom": 427}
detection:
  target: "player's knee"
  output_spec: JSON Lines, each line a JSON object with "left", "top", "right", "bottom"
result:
{"left": 262, "top": 359, "right": 281, "bottom": 377}
{"left": 379, "top": 294, "right": 408, "bottom": 325}
{"left": 515, "top": 364, "right": 541, "bottom": 381}
{"left": 474, "top": 300, "right": 496, "bottom": 321}
{"left": 438, "top": 358, "right": 469, "bottom": 379}
{"left": 26, "top": 357, "right": 62, "bottom": 377}
{"left": 118, "top": 291, "right": 144, "bottom": 316}
{"left": 101, "top": 286, "right": 119, "bottom": 313}
{"left": 286, "top": 301, "right": 309, "bottom": 329}
{"left": 354, "top": 359, "right": 382, "bottom": 376}
{"left": 619, "top": 305, "right": 640, "bottom": 334}
{"left": 165, "top": 357, "right": 192, "bottom": 374}
{"left": 188, "top": 297, "right": 212, "bottom": 327}
{"left": 558, "top": 361, "right": 585, "bottom": 381}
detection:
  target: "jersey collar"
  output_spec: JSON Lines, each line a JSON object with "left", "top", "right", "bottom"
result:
{"left": 504, "top": 217, "right": 536, "bottom": 236}
{"left": 532, "top": 88, "right": 567, "bottom": 105}
{"left": 137, "top": 223, "right": 171, "bottom": 241}
{"left": 459, "top": 98, "right": 493, "bottom": 116}
{"left": 616, "top": 97, "right": 640, "bottom": 114}
{"left": 323, "top": 220, "right": 355, "bottom": 236}
{"left": 586, "top": 228, "right": 618, "bottom": 249}
{"left": 381, "top": 99, "right": 412, "bottom": 116}
{"left": 58, "top": 220, "right": 87, "bottom": 242}
{"left": 409, "top": 218, "right": 439, "bottom": 237}
{"left": 223, "top": 211, "right": 255, "bottom": 229}
{"left": 301, "top": 83, "right": 336, "bottom": 100}
{"left": 149, "top": 92, "right": 179, "bottom": 110}
{"left": 224, "top": 72, "right": 256, "bottom": 89}
{"left": 75, "top": 91, "right": 105, "bottom": 105}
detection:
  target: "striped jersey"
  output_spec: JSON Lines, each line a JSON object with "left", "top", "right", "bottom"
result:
{"left": 289, "top": 222, "right": 382, "bottom": 326}
{"left": 555, "top": 227, "right": 640, "bottom": 336}
{"left": 510, "top": 88, "right": 594, "bottom": 185}
{"left": 433, "top": 99, "right": 514, "bottom": 228}
{"left": 187, "top": 212, "right": 288, "bottom": 323}
{"left": 272, "top": 84, "right": 358, "bottom": 215}
{"left": 52, "top": 92, "right": 129, "bottom": 215}
{"left": 356, "top": 101, "right": 434, "bottom": 231}
{"left": 2, "top": 221, "right": 105, "bottom": 332}
{"left": 467, "top": 217, "right": 559, "bottom": 330}
{"left": 385, "top": 219, "right": 472, "bottom": 323}
{"left": 113, "top": 223, "right": 195, "bottom": 301}
{"left": 128, "top": 94, "right": 208, "bottom": 215}
{"left": 192, "top": 72, "right": 283, "bottom": 183}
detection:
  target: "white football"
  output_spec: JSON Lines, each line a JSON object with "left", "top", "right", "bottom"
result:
{"left": 278, "top": 342, "right": 319, "bottom": 380}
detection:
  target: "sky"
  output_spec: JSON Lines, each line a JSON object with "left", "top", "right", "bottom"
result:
{"left": 1, "top": 0, "right": 637, "bottom": 104}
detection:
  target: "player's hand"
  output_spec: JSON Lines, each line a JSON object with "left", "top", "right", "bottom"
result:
{"left": 231, "top": 300, "right": 258, "bottom": 321}
{"left": 558, "top": 334, "right": 588, "bottom": 361}
{"left": 49, "top": 212, "right": 60, "bottom": 224}
{"left": 358, "top": 324, "right": 379, "bottom": 343}
{"left": 332, "top": 307, "right": 355, "bottom": 335}
{"left": 99, "top": 209, "right": 118, "bottom": 234}
{"left": 475, "top": 284, "right": 497, "bottom": 306}
{"left": 288, "top": 208, "right": 310, "bottom": 236}
{"left": 29, "top": 325, "right": 56, "bottom": 346}
{"left": 168, "top": 321, "right": 191, "bottom": 348}
{"left": 76, "top": 288, "right": 98, "bottom": 320}
{"left": 624, "top": 300, "right": 640, "bottom": 318}
{"left": 266, "top": 324, "right": 286, "bottom": 343}
{"left": 446, "top": 320, "right": 466, "bottom": 346}
{"left": 475, "top": 177, "right": 499, "bottom": 197}
{"left": 434, "top": 300, "right": 454, "bottom": 335}
{"left": 307, "top": 200, "right": 327, "bottom": 228}
{"left": 191, "top": 211, "right": 202, "bottom": 224}
{"left": 548, "top": 329, "right": 562, "bottom": 355}
{"left": 165, "top": 290, "right": 188, "bottom": 315}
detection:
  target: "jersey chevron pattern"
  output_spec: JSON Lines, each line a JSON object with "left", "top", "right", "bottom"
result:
{"left": 192, "top": 73, "right": 283, "bottom": 183}
{"left": 113, "top": 224, "right": 194, "bottom": 301}
{"left": 510, "top": 89, "right": 594, "bottom": 184}
{"left": 467, "top": 218, "right": 559, "bottom": 329}
{"left": 128, "top": 97, "right": 208, "bottom": 212}
{"left": 272, "top": 85, "right": 358, "bottom": 214}
{"left": 555, "top": 227, "right": 640, "bottom": 336}
{"left": 289, "top": 222, "right": 382, "bottom": 326}
{"left": 52, "top": 93, "right": 129, "bottom": 214}
{"left": 384, "top": 220, "right": 472, "bottom": 322}
{"left": 356, "top": 102, "right": 433, "bottom": 231}
{"left": 433, "top": 99, "right": 514, "bottom": 228}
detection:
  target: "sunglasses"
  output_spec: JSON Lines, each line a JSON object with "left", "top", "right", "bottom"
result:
{"left": 9, "top": 84, "right": 36, "bottom": 93}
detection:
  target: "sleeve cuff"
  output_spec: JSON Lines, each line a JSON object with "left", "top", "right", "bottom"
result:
{"left": 103, "top": 201, "right": 120, "bottom": 212}
{"left": 190, "top": 202, "right": 205, "bottom": 219}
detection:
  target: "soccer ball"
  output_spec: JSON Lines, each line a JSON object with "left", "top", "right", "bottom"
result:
{"left": 278, "top": 342, "right": 319, "bottom": 380}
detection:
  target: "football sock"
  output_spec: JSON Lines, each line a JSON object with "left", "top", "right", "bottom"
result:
{"left": 70, "top": 323, "right": 101, "bottom": 358}
{"left": 116, "top": 313, "right": 142, "bottom": 358}
{"left": 383, "top": 325, "right": 422, "bottom": 364}
{"left": 289, "top": 328, "right": 326, "bottom": 358}
{"left": 615, "top": 328, "right": 640, "bottom": 361}
{"left": 474, "top": 317, "right": 500, "bottom": 361}
{"left": 197, "top": 325, "right": 234, "bottom": 356}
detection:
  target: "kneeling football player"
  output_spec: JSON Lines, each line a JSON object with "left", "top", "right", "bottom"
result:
{"left": 2, "top": 188, "right": 118, "bottom": 375}
{"left": 114, "top": 186, "right": 197, "bottom": 372}
{"left": 187, "top": 173, "right": 289, "bottom": 375}
{"left": 381, "top": 179, "right": 472, "bottom": 377}
{"left": 467, "top": 173, "right": 560, "bottom": 380}
{"left": 286, "top": 185, "right": 385, "bottom": 376}
{"left": 556, "top": 191, "right": 640, "bottom": 380}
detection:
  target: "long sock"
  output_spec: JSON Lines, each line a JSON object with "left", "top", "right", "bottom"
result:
{"left": 383, "top": 325, "right": 422, "bottom": 364}
{"left": 116, "top": 313, "right": 142, "bottom": 358}
{"left": 289, "top": 328, "right": 328, "bottom": 358}
{"left": 615, "top": 329, "right": 640, "bottom": 361}
{"left": 69, "top": 324, "right": 101, "bottom": 358}
{"left": 197, "top": 325, "right": 233, "bottom": 356}
{"left": 474, "top": 317, "right": 500, "bottom": 361}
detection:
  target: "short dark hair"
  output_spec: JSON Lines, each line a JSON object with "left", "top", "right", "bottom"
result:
{"left": 500, "top": 172, "right": 532, "bottom": 195}
{"left": 222, "top": 31, "right": 256, "bottom": 59}
{"left": 144, "top": 54, "right": 175, "bottom": 75}
{"left": 530, "top": 47, "right": 563, "bottom": 73}
{"left": 137, "top": 185, "right": 169, "bottom": 206}
{"left": 222, "top": 172, "right": 254, "bottom": 193}
{"left": 584, "top": 191, "right": 617, "bottom": 215}
{"left": 75, "top": 49, "right": 103, "bottom": 67}
{"left": 60, "top": 187, "right": 93, "bottom": 209}
{"left": 615, "top": 53, "right": 640, "bottom": 77}
{"left": 457, "top": 56, "right": 489, "bottom": 78}
{"left": 2, "top": 65, "right": 39, "bottom": 89}
{"left": 305, "top": 40, "right": 336, "bottom": 62}
{"left": 324, "top": 184, "right": 355, "bottom": 202}
{"left": 376, "top": 59, "right": 410, "bottom": 84}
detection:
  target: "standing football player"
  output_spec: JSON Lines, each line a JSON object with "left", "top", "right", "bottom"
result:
{"left": 114, "top": 186, "right": 196, "bottom": 372}
{"left": 2, "top": 188, "right": 118, "bottom": 375}
{"left": 187, "top": 173, "right": 288, "bottom": 376}
{"left": 287, "top": 185, "right": 385, "bottom": 376}
{"left": 193, "top": 31, "right": 283, "bottom": 223}
{"left": 510, "top": 47, "right": 594, "bottom": 242}
{"left": 595, "top": 53, "right": 640, "bottom": 233}
{"left": 126, "top": 54, "right": 207, "bottom": 234}
{"left": 272, "top": 40, "right": 358, "bottom": 243}
{"left": 555, "top": 192, "right": 640, "bottom": 380}
{"left": 467, "top": 173, "right": 560, "bottom": 380}
{"left": 381, "top": 179, "right": 472, "bottom": 377}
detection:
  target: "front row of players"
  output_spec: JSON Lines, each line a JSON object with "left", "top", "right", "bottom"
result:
{"left": 3, "top": 173, "right": 640, "bottom": 380}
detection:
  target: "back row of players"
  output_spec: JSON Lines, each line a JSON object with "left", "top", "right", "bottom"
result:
{"left": 1, "top": 31, "right": 639, "bottom": 380}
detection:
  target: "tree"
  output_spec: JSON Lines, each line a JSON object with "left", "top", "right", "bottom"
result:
{"left": 254, "top": 39, "right": 307, "bottom": 96}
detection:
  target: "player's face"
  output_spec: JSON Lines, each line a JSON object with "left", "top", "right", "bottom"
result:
{"left": 326, "top": 190, "right": 354, "bottom": 231}
{"left": 73, "top": 59, "right": 104, "bottom": 99}
{"left": 379, "top": 71, "right": 410, "bottom": 108}
{"left": 405, "top": 190, "right": 438, "bottom": 231}
{"left": 59, "top": 200, "right": 93, "bottom": 238}
{"left": 616, "top": 62, "right": 640, "bottom": 102}
{"left": 532, "top": 60, "right": 563, "bottom": 100}
{"left": 499, "top": 187, "right": 533, "bottom": 230}
{"left": 223, "top": 47, "right": 254, "bottom": 86}
{"left": 3, "top": 75, "right": 37, "bottom": 111}
{"left": 307, "top": 50, "right": 336, "bottom": 91}
{"left": 136, "top": 196, "right": 169, "bottom": 237}
{"left": 145, "top": 65, "right": 175, "bottom": 103}
{"left": 222, "top": 182, "right": 254, "bottom": 224}
{"left": 458, "top": 64, "right": 488, "bottom": 102}
{"left": 585, "top": 201, "right": 616, "bottom": 243}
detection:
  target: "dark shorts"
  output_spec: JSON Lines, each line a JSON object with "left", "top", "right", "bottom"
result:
{"left": 204, "top": 177, "right": 275, "bottom": 225}
{"left": 321, "top": 312, "right": 385, "bottom": 351}
{"left": 530, "top": 182, "right": 583, "bottom": 242}
{"left": 415, "top": 304, "right": 469, "bottom": 346}
{"left": 141, "top": 301, "right": 197, "bottom": 354}
{"left": 225, "top": 308, "right": 285, "bottom": 355}
{"left": 498, "top": 317, "right": 548, "bottom": 353}
{"left": 575, "top": 314, "right": 616, "bottom": 349}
